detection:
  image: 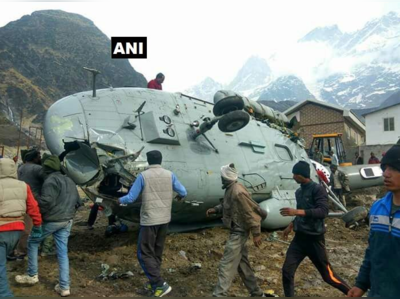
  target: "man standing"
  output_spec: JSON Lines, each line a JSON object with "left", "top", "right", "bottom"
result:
{"left": 329, "top": 150, "right": 339, "bottom": 166}
{"left": 147, "top": 73, "right": 165, "bottom": 90}
{"left": 368, "top": 152, "right": 380, "bottom": 164}
{"left": 206, "top": 163, "right": 267, "bottom": 297}
{"left": 0, "top": 158, "right": 42, "bottom": 297}
{"left": 13, "top": 148, "right": 45, "bottom": 259}
{"left": 16, "top": 156, "right": 81, "bottom": 297}
{"left": 355, "top": 152, "right": 364, "bottom": 165}
{"left": 329, "top": 164, "right": 350, "bottom": 207}
{"left": 119, "top": 150, "right": 187, "bottom": 297}
{"left": 313, "top": 148, "right": 324, "bottom": 164}
{"left": 280, "top": 161, "right": 350, "bottom": 297}
{"left": 348, "top": 144, "right": 400, "bottom": 297}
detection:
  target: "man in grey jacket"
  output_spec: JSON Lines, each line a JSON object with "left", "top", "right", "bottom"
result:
{"left": 119, "top": 150, "right": 187, "bottom": 297}
{"left": 12, "top": 148, "right": 44, "bottom": 259}
{"left": 16, "top": 155, "right": 81, "bottom": 297}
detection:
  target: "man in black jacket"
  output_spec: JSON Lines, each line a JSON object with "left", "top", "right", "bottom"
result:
{"left": 280, "top": 161, "right": 350, "bottom": 297}
{"left": 16, "top": 155, "right": 81, "bottom": 297}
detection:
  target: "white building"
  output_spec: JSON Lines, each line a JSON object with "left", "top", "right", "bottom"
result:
{"left": 361, "top": 102, "right": 400, "bottom": 162}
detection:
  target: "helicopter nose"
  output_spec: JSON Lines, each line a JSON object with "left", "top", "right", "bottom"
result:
{"left": 44, "top": 94, "right": 88, "bottom": 156}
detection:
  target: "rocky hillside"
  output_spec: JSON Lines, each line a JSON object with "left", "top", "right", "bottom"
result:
{"left": 0, "top": 10, "right": 147, "bottom": 131}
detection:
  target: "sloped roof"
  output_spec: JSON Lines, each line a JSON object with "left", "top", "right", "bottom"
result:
{"left": 284, "top": 99, "right": 365, "bottom": 133}
{"left": 363, "top": 101, "right": 400, "bottom": 116}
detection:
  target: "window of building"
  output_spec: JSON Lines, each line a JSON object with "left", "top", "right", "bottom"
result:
{"left": 384, "top": 117, "right": 395, "bottom": 131}
{"left": 275, "top": 144, "right": 293, "bottom": 161}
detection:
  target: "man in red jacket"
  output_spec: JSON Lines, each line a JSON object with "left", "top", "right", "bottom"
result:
{"left": 0, "top": 158, "right": 42, "bottom": 297}
{"left": 147, "top": 73, "right": 165, "bottom": 90}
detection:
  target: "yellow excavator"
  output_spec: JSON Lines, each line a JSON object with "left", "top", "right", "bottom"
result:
{"left": 308, "top": 133, "right": 352, "bottom": 166}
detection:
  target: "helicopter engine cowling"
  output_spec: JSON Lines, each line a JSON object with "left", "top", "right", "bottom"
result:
{"left": 259, "top": 191, "right": 296, "bottom": 230}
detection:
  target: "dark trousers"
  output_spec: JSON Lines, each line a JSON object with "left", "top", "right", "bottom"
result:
{"left": 137, "top": 224, "right": 168, "bottom": 288}
{"left": 333, "top": 188, "right": 346, "bottom": 207}
{"left": 282, "top": 234, "right": 350, "bottom": 297}
{"left": 87, "top": 203, "right": 116, "bottom": 226}
{"left": 0, "top": 231, "right": 21, "bottom": 297}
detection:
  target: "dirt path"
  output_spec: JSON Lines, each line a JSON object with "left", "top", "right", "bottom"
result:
{"left": 8, "top": 190, "right": 376, "bottom": 297}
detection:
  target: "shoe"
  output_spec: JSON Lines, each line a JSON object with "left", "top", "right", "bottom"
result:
{"left": 145, "top": 282, "right": 153, "bottom": 292}
{"left": 153, "top": 282, "right": 172, "bottom": 297}
{"left": 55, "top": 284, "right": 71, "bottom": 297}
{"left": 41, "top": 251, "right": 57, "bottom": 257}
{"left": 87, "top": 225, "right": 94, "bottom": 230}
{"left": 15, "top": 255, "right": 25, "bottom": 261}
{"left": 15, "top": 274, "right": 39, "bottom": 285}
{"left": 7, "top": 255, "right": 17, "bottom": 261}
{"left": 7, "top": 253, "right": 25, "bottom": 261}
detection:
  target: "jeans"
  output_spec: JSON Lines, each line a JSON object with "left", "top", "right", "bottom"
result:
{"left": 27, "top": 220, "right": 73, "bottom": 290}
{"left": 0, "top": 231, "right": 21, "bottom": 297}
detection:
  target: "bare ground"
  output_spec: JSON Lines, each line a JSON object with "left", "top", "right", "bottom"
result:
{"left": 7, "top": 188, "right": 382, "bottom": 297}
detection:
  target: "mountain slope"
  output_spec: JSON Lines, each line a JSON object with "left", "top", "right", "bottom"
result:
{"left": 184, "top": 77, "right": 223, "bottom": 102}
{"left": 0, "top": 10, "right": 147, "bottom": 126}
{"left": 257, "top": 75, "right": 316, "bottom": 102}
{"left": 228, "top": 56, "right": 272, "bottom": 93}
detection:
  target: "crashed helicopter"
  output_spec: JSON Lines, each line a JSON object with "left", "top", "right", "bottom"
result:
{"left": 43, "top": 69, "right": 384, "bottom": 231}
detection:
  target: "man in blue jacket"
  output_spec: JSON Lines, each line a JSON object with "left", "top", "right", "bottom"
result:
{"left": 348, "top": 144, "right": 400, "bottom": 297}
{"left": 119, "top": 150, "right": 187, "bottom": 297}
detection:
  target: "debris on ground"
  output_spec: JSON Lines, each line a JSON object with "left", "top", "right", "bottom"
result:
{"left": 7, "top": 187, "right": 382, "bottom": 297}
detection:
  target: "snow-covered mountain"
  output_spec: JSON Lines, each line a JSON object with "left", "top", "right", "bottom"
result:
{"left": 257, "top": 75, "right": 316, "bottom": 102}
{"left": 319, "top": 64, "right": 400, "bottom": 108}
{"left": 228, "top": 56, "right": 272, "bottom": 94}
{"left": 298, "top": 25, "right": 343, "bottom": 45}
{"left": 184, "top": 77, "right": 223, "bottom": 103}
{"left": 186, "top": 11, "right": 400, "bottom": 109}
{"left": 298, "top": 11, "right": 400, "bottom": 108}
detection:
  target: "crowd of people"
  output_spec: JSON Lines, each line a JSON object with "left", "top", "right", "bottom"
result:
{"left": 1, "top": 143, "right": 400, "bottom": 297}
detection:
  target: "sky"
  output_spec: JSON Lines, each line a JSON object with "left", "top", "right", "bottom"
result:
{"left": 0, "top": 0, "right": 400, "bottom": 93}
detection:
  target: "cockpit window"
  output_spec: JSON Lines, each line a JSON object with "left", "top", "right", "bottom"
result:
{"left": 275, "top": 144, "right": 293, "bottom": 161}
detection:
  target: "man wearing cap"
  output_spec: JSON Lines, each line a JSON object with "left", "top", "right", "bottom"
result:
{"left": 206, "top": 163, "right": 267, "bottom": 297}
{"left": 119, "top": 150, "right": 187, "bottom": 297}
{"left": 348, "top": 144, "right": 400, "bottom": 297}
{"left": 280, "top": 161, "right": 350, "bottom": 297}
{"left": 11, "top": 148, "right": 45, "bottom": 259}
{"left": 0, "top": 158, "right": 42, "bottom": 297}
{"left": 16, "top": 155, "right": 81, "bottom": 297}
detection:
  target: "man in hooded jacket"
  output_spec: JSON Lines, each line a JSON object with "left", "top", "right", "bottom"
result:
{"left": 0, "top": 158, "right": 42, "bottom": 297}
{"left": 16, "top": 155, "right": 81, "bottom": 297}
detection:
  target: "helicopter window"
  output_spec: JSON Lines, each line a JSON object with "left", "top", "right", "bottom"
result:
{"left": 275, "top": 144, "right": 293, "bottom": 161}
